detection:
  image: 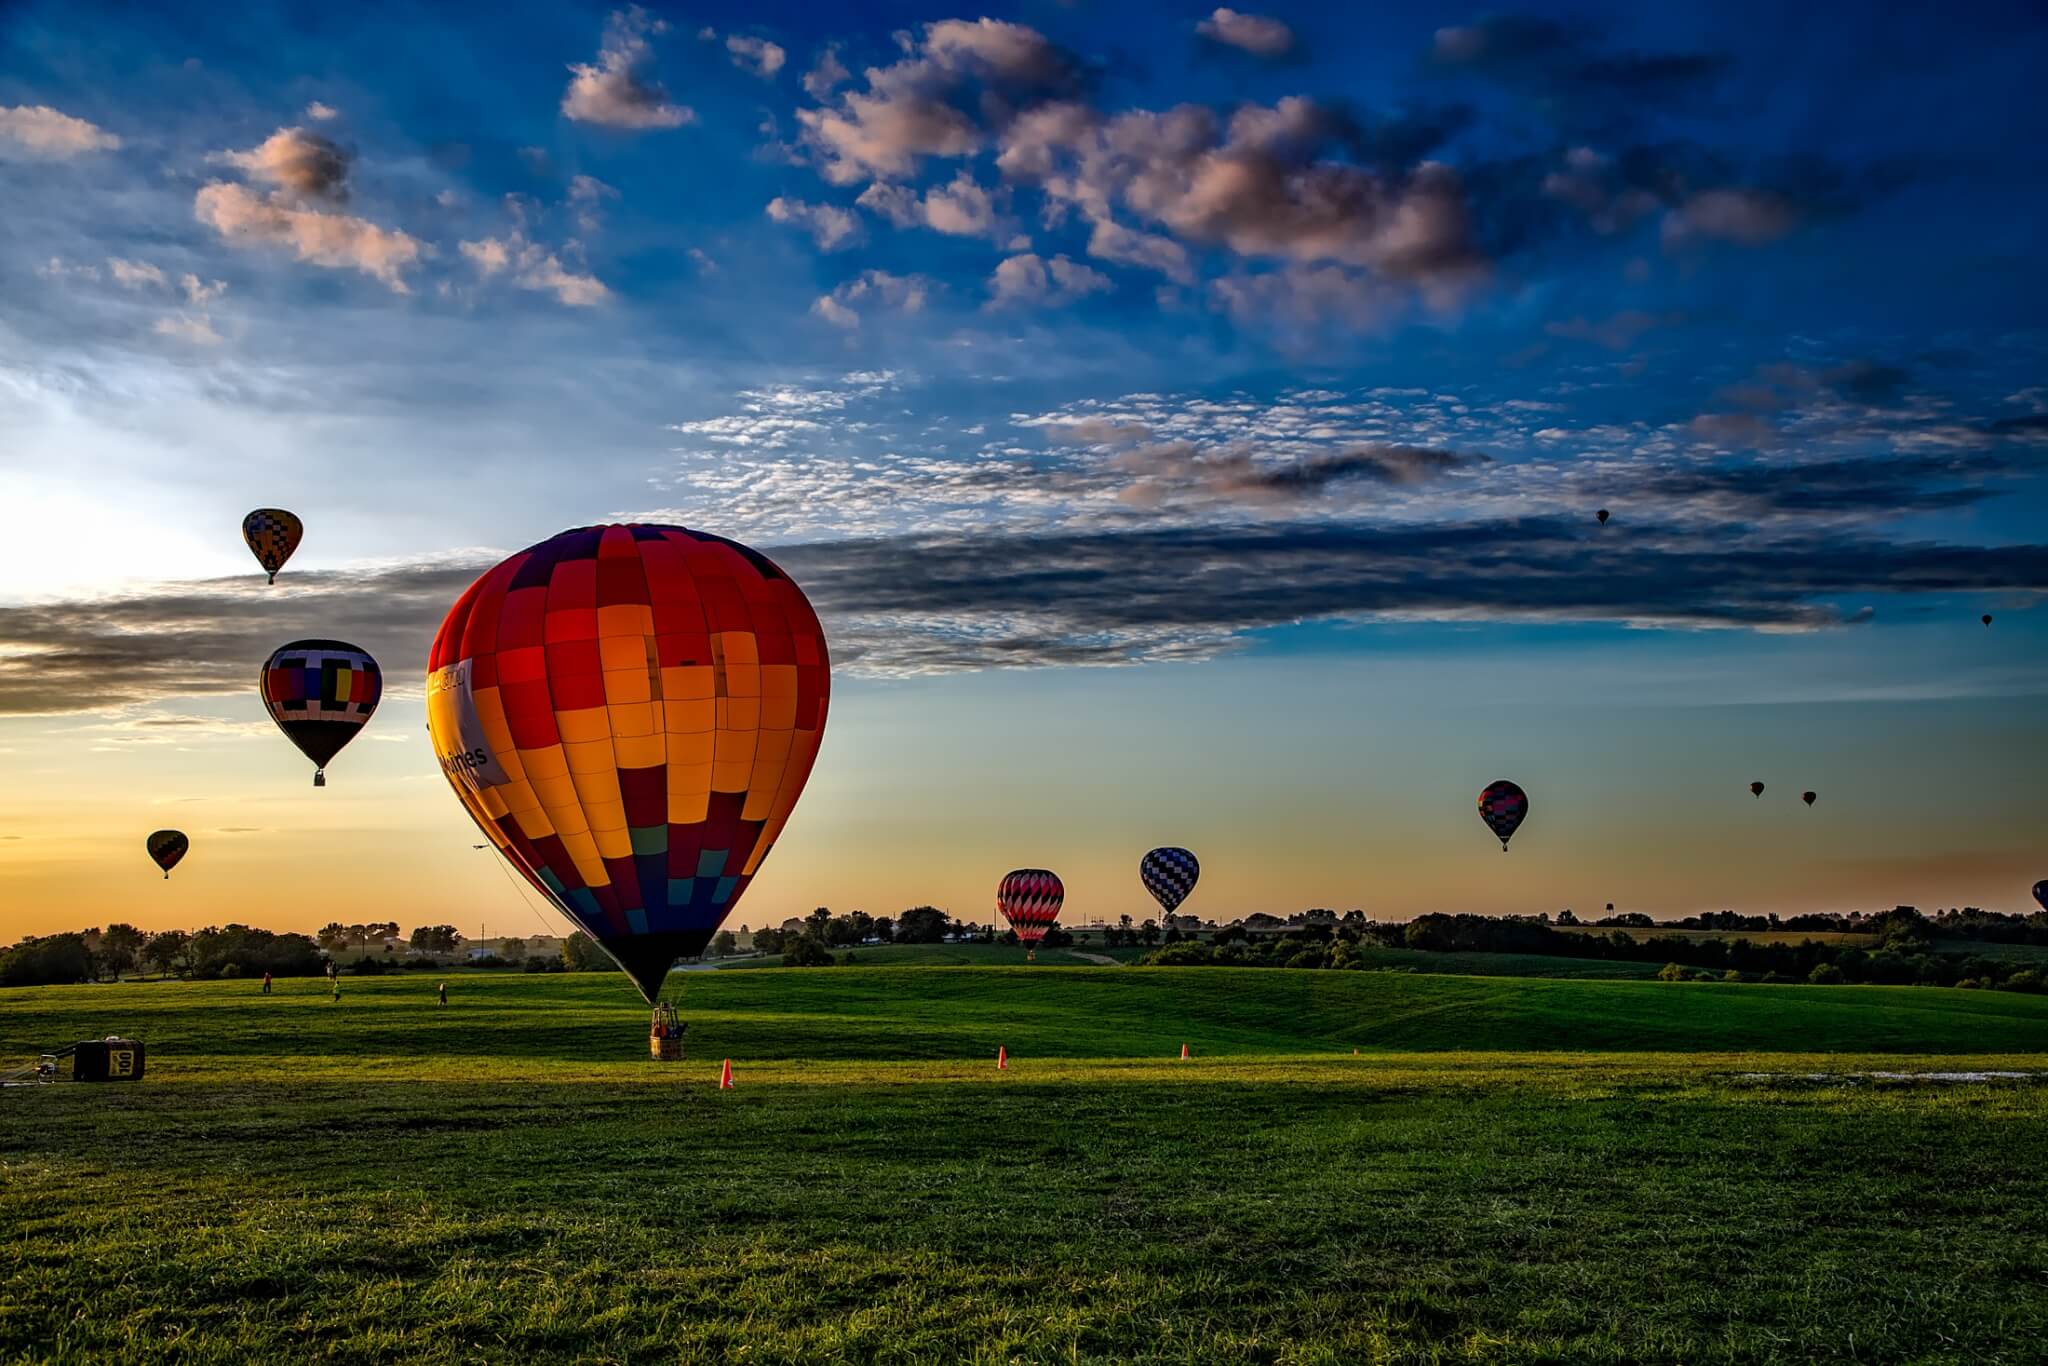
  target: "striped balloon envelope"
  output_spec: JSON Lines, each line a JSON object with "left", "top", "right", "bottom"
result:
{"left": 146, "top": 829, "right": 188, "bottom": 879}
{"left": 998, "top": 869, "right": 1064, "bottom": 947}
{"left": 261, "top": 640, "right": 381, "bottom": 786}
{"left": 426, "top": 525, "right": 830, "bottom": 1003}
{"left": 1139, "top": 846, "right": 1200, "bottom": 915}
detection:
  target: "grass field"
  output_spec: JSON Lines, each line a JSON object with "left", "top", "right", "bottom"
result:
{"left": 720, "top": 941, "right": 1663, "bottom": 977}
{"left": 3, "top": 967, "right": 2046, "bottom": 1363}
{"left": 1553, "top": 925, "right": 1882, "bottom": 948}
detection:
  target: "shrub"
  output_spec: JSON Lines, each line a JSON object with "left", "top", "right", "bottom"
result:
{"left": 1657, "top": 962, "right": 1687, "bottom": 982}
{"left": 782, "top": 937, "right": 834, "bottom": 968}
{"left": 1722, "top": 969, "right": 1745, "bottom": 983}
{"left": 1808, "top": 963, "right": 1845, "bottom": 985}
{"left": 2001, "top": 969, "right": 2042, "bottom": 994}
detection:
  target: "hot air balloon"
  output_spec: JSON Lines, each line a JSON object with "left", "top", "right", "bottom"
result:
{"left": 146, "top": 830, "right": 188, "bottom": 879}
{"left": 261, "top": 640, "right": 381, "bottom": 786}
{"left": 1140, "top": 847, "right": 1200, "bottom": 916}
{"left": 998, "top": 869, "right": 1064, "bottom": 956}
{"left": 1802, "top": 790, "right": 1817, "bottom": 806}
{"left": 2034, "top": 880, "right": 2047, "bottom": 914}
{"left": 1596, "top": 509, "right": 1610, "bottom": 525}
{"left": 1982, "top": 614, "right": 1993, "bottom": 627}
{"left": 426, "top": 525, "right": 830, "bottom": 1004}
{"left": 1749, "top": 781, "right": 1765, "bottom": 798}
{"left": 1477, "top": 780, "right": 1527, "bottom": 851}
{"left": 242, "top": 509, "right": 303, "bottom": 585}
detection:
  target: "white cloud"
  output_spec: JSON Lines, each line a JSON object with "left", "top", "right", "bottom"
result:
{"left": 194, "top": 182, "right": 421, "bottom": 291}
{"left": 989, "top": 252, "right": 1111, "bottom": 308}
{"left": 154, "top": 314, "right": 223, "bottom": 345}
{"left": 562, "top": 7, "right": 694, "bottom": 129}
{"left": 0, "top": 104, "right": 121, "bottom": 157}
{"left": 802, "top": 45, "right": 850, "bottom": 100}
{"left": 181, "top": 274, "right": 228, "bottom": 305}
{"left": 765, "top": 196, "right": 862, "bottom": 250}
{"left": 1196, "top": 9, "right": 1296, "bottom": 57}
{"left": 726, "top": 35, "right": 786, "bottom": 79}
{"left": 812, "top": 270, "right": 932, "bottom": 327}
{"left": 217, "top": 125, "right": 350, "bottom": 199}
{"left": 107, "top": 258, "right": 168, "bottom": 290}
{"left": 305, "top": 101, "right": 339, "bottom": 121}
{"left": 460, "top": 234, "right": 610, "bottom": 306}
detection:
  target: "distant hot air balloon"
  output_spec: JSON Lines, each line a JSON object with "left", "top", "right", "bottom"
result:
{"left": 2034, "top": 880, "right": 2047, "bottom": 914}
{"left": 1802, "top": 791, "right": 1817, "bottom": 806}
{"left": 1477, "top": 780, "right": 1528, "bottom": 851}
{"left": 1596, "top": 509, "right": 1610, "bottom": 525}
{"left": 1749, "top": 781, "right": 1766, "bottom": 798}
{"left": 1140, "top": 847, "right": 1200, "bottom": 916}
{"left": 1982, "top": 614, "right": 1993, "bottom": 627}
{"left": 261, "top": 639, "right": 381, "bottom": 787}
{"left": 242, "top": 509, "right": 303, "bottom": 585}
{"left": 426, "top": 524, "right": 830, "bottom": 1004}
{"left": 998, "top": 869, "right": 1065, "bottom": 955}
{"left": 146, "top": 829, "right": 188, "bottom": 879}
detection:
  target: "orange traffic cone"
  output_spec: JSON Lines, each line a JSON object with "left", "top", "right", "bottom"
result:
{"left": 997, "top": 1045, "right": 1008, "bottom": 1070}
{"left": 719, "top": 1058, "right": 733, "bottom": 1089}
{"left": 1179, "top": 1042, "right": 1190, "bottom": 1060}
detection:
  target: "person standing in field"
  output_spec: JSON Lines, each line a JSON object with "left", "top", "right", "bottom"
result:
{"left": 331, "top": 975, "right": 341, "bottom": 1003}
{"left": 437, "top": 982, "right": 447, "bottom": 1007}
{"left": 262, "top": 971, "right": 272, "bottom": 995}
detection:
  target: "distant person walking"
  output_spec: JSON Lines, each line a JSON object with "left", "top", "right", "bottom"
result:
{"left": 261, "top": 971, "right": 272, "bottom": 995}
{"left": 437, "top": 982, "right": 447, "bottom": 1007}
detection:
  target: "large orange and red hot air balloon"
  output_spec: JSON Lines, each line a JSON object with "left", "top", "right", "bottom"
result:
{"left": 427, "top": 525, "right": 830, "bottom": 1003}
{"left": 242, "top": 508, "right": 302, "bottom": 585}
{"left": 998, "top": 869, "right": 1064, "bottom": 954}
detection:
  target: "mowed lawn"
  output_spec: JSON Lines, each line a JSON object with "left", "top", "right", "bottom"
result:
{"left": 2, "top": 969, "right": 2045, "bottom": 1364}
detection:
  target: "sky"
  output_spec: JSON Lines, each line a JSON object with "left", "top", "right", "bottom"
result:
{"left": 2, "top": 1, "right": 2045, "bottom": 941}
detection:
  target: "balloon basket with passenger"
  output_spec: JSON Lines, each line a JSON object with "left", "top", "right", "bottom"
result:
{"left": 649, "top": 1002, "right": 686, "bottom": 1062}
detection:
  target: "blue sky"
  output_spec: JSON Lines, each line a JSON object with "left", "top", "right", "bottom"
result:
{"left": 2, "top": 1, "right": 2044, "bottom": 933}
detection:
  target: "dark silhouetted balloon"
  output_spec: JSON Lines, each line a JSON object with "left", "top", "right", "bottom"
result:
{"left": 1983, "top": 614, "right": 1993, "bottom": 627}
{"left": 1596, "top": 509, "right": 1610, "bottom": 525}
{"left": 1749, "top": 781, "right": 1765, "bottom": 798}
{"left": 998, "top": 869, "right": 1065, "bottom": 951}
{"left": 1140, "top": 847, "right": 1200, "bottom": 915}
{"left": 1802, "top": 790, "right": 1817, "bottom": 806}
{"left": 242, "top": 509, "right": 303, "bottom": 585}
{"left": 427, "top": 525, "right": 831, "bottom": 1004}
{"left": 2034, "top": 880, "right": 2047, "bottom": 914}
{"left": 146, "top": 829, "right": 188, "bottom": 879}
{"left": 1477, "top": 780, "right": 1528, "bottom": 851}
{"left": 262, "top": 639, "right": 381, "bottom": 787}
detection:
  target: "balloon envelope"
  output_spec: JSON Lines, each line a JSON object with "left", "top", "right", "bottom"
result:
{"left": 1749, "top": 781, "right": 1765, "bottom": 797}
{"left": 2034, "top": 880, "right": 2047, "bottom": 913}
{"left": 1139, "top": 847, "right": 1200, "bottom": 915}
{"left": 1802, "top": 791, "right": 1817, "bottom": 806}
{"left": 1596, "top": 509, "right": 1610, "bottom": 525}
{"left": 1983, "top": 614, "right": 1993, "bottom": 626}
{"left": 998, "top": 869, "right": 1064, "bottom": 946}
{"left": 242, "top": 509, "right": 303, "bottom": 585}
{"left": 146, "top": 829, "right": 188, "bottom": 878}
{"left": 427, "top": 524, "right": 830, "bottom": 1003}
{"left": 262, "top": 640, "right": 381, "bottom": 783}
{"left": 1477, "top": 780, "right": 1528, "bottom": 850}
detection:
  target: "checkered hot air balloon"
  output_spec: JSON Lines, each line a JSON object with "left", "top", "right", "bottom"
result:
{"left": 1477, "top": 780, "right": 1528, "bottom": 851}
{"left": 998, "top": 869, "right": 1064, "bottom": 951}
{"left": 426, "top": 525, "right": 831, "bottom": 1004}
{"left": 146, "top": 830, "right": 188, "bottom": 879}
{"left": 1139, "top": 847, "right": 1200, "bottom": 916}
{"left": 241, "top": 508, "right": 302, "bottom": 585}
{"left": 261, "top": 640, "right": 381, "bottom": 787}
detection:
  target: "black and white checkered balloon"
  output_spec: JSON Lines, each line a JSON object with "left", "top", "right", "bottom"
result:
{"left": 1139, "top": 846, "right": 1200, "bottom": 914}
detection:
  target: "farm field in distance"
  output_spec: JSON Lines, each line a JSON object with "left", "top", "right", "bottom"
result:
{"left": 2, "top": 967, "right": 2045, "bottom": 1363}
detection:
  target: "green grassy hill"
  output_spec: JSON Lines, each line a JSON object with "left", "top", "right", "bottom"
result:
{"left": 4, "top": 966, "right": 2042, "bottom": 1073}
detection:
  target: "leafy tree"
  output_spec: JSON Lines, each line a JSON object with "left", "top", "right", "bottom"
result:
{"left": 805, "top": 907, "right": 834, "bottom": 941}
{"left": 143, "top": 930, "right": 191, "bottom": 978}
{"left": 710, "top": 930, "right": 738, "bottom": 958}
{"left": 501, "top": 936, "right": 527, "bottom": 961}
{"left": 98, "top": 923, "right": 146, "bottom": 979}
{"left": 186, "top": 925, "right": 323, "bottom": 979}
{"left": 1808, "top": 962, "right": 1845, "bottom": 985}
{"left": 751, "top": 926, "right": 786, "bottom": 954}
{"left": 896, "top": 906, "right": 952, "bottom": 944}
{"left": 316, "top": 922, "right": 348, "bottom": 951}
{"left": 0, "top": 934, "right": 97, "bottom": 986}
{"left": 560, "top": 931, "right": 606, "bottom": 971}
{"left": 409, "top": 925, "right": 462, "bottom": 953}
